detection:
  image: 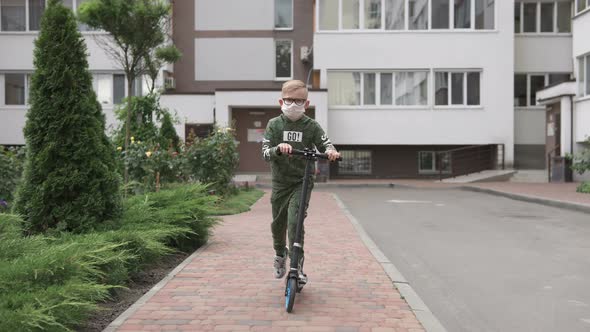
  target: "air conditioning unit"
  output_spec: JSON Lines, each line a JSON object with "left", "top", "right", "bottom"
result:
{"left": 300, "top": 46, "right": 312, "bottom": 63}
{"left": 164, "top": 77, "right": 176, "bottom": 90}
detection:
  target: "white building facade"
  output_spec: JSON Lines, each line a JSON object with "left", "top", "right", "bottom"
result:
{"left": 1, "top": 0, "right": 588, "bottom": 180}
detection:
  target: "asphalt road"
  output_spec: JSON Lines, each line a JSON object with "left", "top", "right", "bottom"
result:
{"left": 328, "top": 187, "right": 590, "bottom": 332}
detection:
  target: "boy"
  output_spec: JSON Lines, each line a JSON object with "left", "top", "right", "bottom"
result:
{"left": 261, "top": 80, "right": 340, "bottom": 284}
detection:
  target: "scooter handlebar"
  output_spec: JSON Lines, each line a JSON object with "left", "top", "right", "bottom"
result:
{"left": 289, "top": 148, "right": 343, "bottom": 161}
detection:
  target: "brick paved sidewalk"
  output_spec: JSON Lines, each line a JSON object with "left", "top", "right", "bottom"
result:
{"left": 110, "top": 191, "right": 424, "bottom": 332}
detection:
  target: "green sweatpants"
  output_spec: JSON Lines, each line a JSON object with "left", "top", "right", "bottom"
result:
{"left": 270, "top": 181, "right": 314, "bottom": 262}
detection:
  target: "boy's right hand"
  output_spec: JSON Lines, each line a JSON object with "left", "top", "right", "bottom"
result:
{"left": 277, "top": 143, "right": 293, "bottom": 155}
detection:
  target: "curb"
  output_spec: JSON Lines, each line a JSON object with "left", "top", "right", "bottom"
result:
{"left": 256, "top": 182, "right": 398, "bottom": 189}
{"left": 461, "top": 186, "right": 590, "bottom": 215}
{"left": 102, "top": 242, "right": 212, "bottom": 332}
{"left": 331, "top": 193, "right": 447, "bottom": 332}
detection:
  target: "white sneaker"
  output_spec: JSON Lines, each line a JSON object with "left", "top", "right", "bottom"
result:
{"left": 273, "top": 255, "right": 287, "bottom": 279}
{"left": 273, "top": 247, "right": 288, "bottom": 279}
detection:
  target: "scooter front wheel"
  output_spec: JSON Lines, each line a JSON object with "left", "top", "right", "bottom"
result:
{"left": 285, "top": 277, "right": 297, "bottom": 313}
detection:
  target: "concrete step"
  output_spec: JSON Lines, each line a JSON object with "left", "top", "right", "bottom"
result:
{"left": 440, "top": 170, "right": 517, "bottom": 184}
{"left": 509, "top": 170, "right": 548, "bottom": 183}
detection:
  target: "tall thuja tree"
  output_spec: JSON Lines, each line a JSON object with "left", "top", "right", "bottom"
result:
{"left": 78, "top": 0, "right": 181, "bottom": 183}
{"left": 14, "top": 0, "right": 121, "bottom": 234}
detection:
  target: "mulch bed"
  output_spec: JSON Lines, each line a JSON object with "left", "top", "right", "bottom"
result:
{"left": 80, "top": 252, "right": 191, "bottom": 332}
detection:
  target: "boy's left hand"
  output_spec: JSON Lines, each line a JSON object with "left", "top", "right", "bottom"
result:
{"left": 326, "top": 150, "right": 341, "bottom": 162}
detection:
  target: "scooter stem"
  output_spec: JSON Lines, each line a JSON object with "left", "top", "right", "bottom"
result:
{"left": 290, "top": 157, "right": 312, "bottom": 272}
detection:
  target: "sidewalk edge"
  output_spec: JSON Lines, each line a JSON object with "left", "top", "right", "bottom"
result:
{"left": 331, "top": 193, "right": 447, "bottom": 332}
{"left": 102, "top": 242, "right": 213, "bottom": 332}
{"left": 461, "top": 186, "right": 590, "bottom": 214}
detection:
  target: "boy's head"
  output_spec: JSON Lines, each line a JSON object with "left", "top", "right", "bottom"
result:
{"left": 279, "top": 80, "right": 310, "bottom": 109}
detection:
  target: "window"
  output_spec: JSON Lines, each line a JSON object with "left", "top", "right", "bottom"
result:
{"left": 454, "top": 0, "right": 470, "bottom": 29}
{"left": 342, "top": 0, "right": 360, "bottom": 29}
{"left": 514, "top": 2, "right": 521, "bottom": 33}
{"left": 409, "top": 0, "right": 428, "bottom": 30}
{"left": 275, "top": 40, "right": 292, "bottom": 80}
{"left": 549, "top": 73, "right": 570, "bottom": 85}
{"left": 339, "top": 150, "right": 372, "bottom": 175}
{"left": 275, "top": 0, "right": 293, "bottom": 29}
{"left": 475, "top": 0, "right": 494, "bottom": 30}
{"left": 328, "top": 71, "right": 427, "bottom": 106}
{"left": 419, "top": 151, "right": 436, "bottom": 172}
{"left": 540, "top": 3, "right": 554, "bottom": 33}
{"left": 578, "top": 0, "right": 587, "bottom": 13}
{"left": 431, "top": 0, "right": 449, "bottom": 29}
{"left": 523, "top": 3, "right": 537, "bottom": 33}
{"left": 557, "top": 2, "right": 571, "bottom": 33}
{"left": 395, "top": 71, "right": 428, "bottom": 106}
{"left": 0, "top": 0, "right": 96, "bottom": 32}
{"left": 4, "top": 73, "right": 26, "bottom": 105}
{"left": 514, "top": 74, "right": 527, "bottom": 107}
{"left": 328, "top": 72, "right": 361, "bottom": 105}
{"left": 419, "top": 151, "right": 451, "bottom": 173}
{"left": 93, "top": 74, "right": 127, "bottom": 105}
{"left": 514, "top": 73, "right": 571, "bottom": 107}
{"left": 363, "top": 73, "right": 376, "bottom": 105}
{"left": 380, "top": 73, "right": 393, "bottom": 104}
{"left": 318, "top": 0, "right": 493, "bottom": 31}
{"left": 579, "top": 57, "right": 585, "bottom": 96}
{"left": 435, "top": 71, "right": 480, "bottom": 106}
{"left": 29, "top": 0, "right": 44, "bottom": 31}
{"left": 319, "top": 0, "right": 338, "bottom": 30}
{"left": 530, "top": 75, "right": 545, "bottom": 106}
{"left": 586, "top": 55, "right": 590, "bottom": 96}
{"left": 1, "top": 0, "right": 26, "bottom": 31}
{"left": 385, "top": 0, "right": 404, "bottom": 30}
{"left": 365, "top": 0, "right": 381, "bottom": 28}
{"left": 516, "top": 1, "right": 572, "bottom": 34}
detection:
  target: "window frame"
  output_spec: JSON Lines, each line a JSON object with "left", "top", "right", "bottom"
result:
{"left": 316, "top": 0, "right": 495, "bottom": 32}
{"left": 576, "top": 0, "right": 590, "bottom": 14}
{"left": 418, "top": 150, "right": 451, "bottom": 174}
{"left": 514, "top": 72, "right": 572, "bottom": 108}
{"left": 274, "top": 0, "right": 294, "bottom": 30}
{"left": 274, "top": 39, "right": 293, "bottom": 81}
{"left": 578, "top": 54, "right": 590, "bottom": 98}
{"left": 328, "top": 70, "right": 430, "bottom": 108}
{"left": 2, "top": 72, "right": 30, "bottom": 106}
{"left": 433, "top": 70, "right": 482, "bottom": 108}
{"left": 515, "top": 1, "right": 573, "bottom": 35}
{"left": 0, "top": 0, "right": 101, "bottom": 32}
{"left": 338, "top": 150, "right": 373, "bottom": 175}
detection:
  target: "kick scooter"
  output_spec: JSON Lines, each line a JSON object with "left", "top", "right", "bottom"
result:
{"left": 284, "top": 148, "right": 341, "bottom": 313}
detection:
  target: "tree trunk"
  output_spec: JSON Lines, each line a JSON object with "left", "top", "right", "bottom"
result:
{"left": 123, "top": 74, "right": 136, "bottom": 188}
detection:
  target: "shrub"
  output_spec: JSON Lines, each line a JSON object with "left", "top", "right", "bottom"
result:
{"left": 13, "top": 0, "right": 121, "bottom": 234}
{"left": 0, "top": 183, "right": 217, "bottom": 331}
{"left": 577, "top": 182, "right": 590, "bottom": 194}
{"left": 0, "top": 146, "right": 25, "bottom": 204}
{"left": 182, "top": 127, "right": 239, "bottom": 196}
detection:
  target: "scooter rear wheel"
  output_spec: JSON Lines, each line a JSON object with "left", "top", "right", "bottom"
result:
{"left": 285, "top": 277, "right": 297, "bottom": 313}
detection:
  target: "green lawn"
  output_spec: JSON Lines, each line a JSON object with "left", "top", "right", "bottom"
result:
{"left": 209, "top": 188, "right": 265, "bottom": 216}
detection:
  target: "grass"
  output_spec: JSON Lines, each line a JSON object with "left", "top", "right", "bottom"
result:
{"left": 208, "top": 188, "right": 264, "bottom": 215}
{"left": 0, "top": 183, "right": 262, "bottom": 331}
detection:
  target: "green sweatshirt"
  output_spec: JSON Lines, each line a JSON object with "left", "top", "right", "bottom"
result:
{"left": 262, "top": 114, "right": 335, "bottom": 185}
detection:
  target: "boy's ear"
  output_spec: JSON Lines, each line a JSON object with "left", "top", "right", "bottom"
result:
{"left": 304, "top": 100, "right": 310, "bottom": 109}
{"left": 279, "top": 99, "right": 284, "bottom": 106}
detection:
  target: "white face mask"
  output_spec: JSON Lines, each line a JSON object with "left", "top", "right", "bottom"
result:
{"left": 281, "top": 102, "right": 306, "bottom": 121}
{"left": 281, "top": 103, "right": 305, "bottom": 121}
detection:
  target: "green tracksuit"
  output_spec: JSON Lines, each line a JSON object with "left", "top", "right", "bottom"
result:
{"left": 262, "top": 114, "right": 335, "bottom": 261}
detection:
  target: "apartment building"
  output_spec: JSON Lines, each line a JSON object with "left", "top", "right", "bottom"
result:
{"left": 1, "top": 0, "right": 588, "bottom": 180}
{"left": 0, "top": 0, "right": 147, "bottom": 145}
{"left": 536, "top": 0, "right": 590, "bottom": 182}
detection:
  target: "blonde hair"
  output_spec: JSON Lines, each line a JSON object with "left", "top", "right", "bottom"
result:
{"left": 282, "top": 80, "right": 308, "bottom": 98}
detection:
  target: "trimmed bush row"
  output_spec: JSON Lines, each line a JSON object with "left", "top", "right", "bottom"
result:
{"left": 0, "top": 183, "right": 217, "bottom": 331}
